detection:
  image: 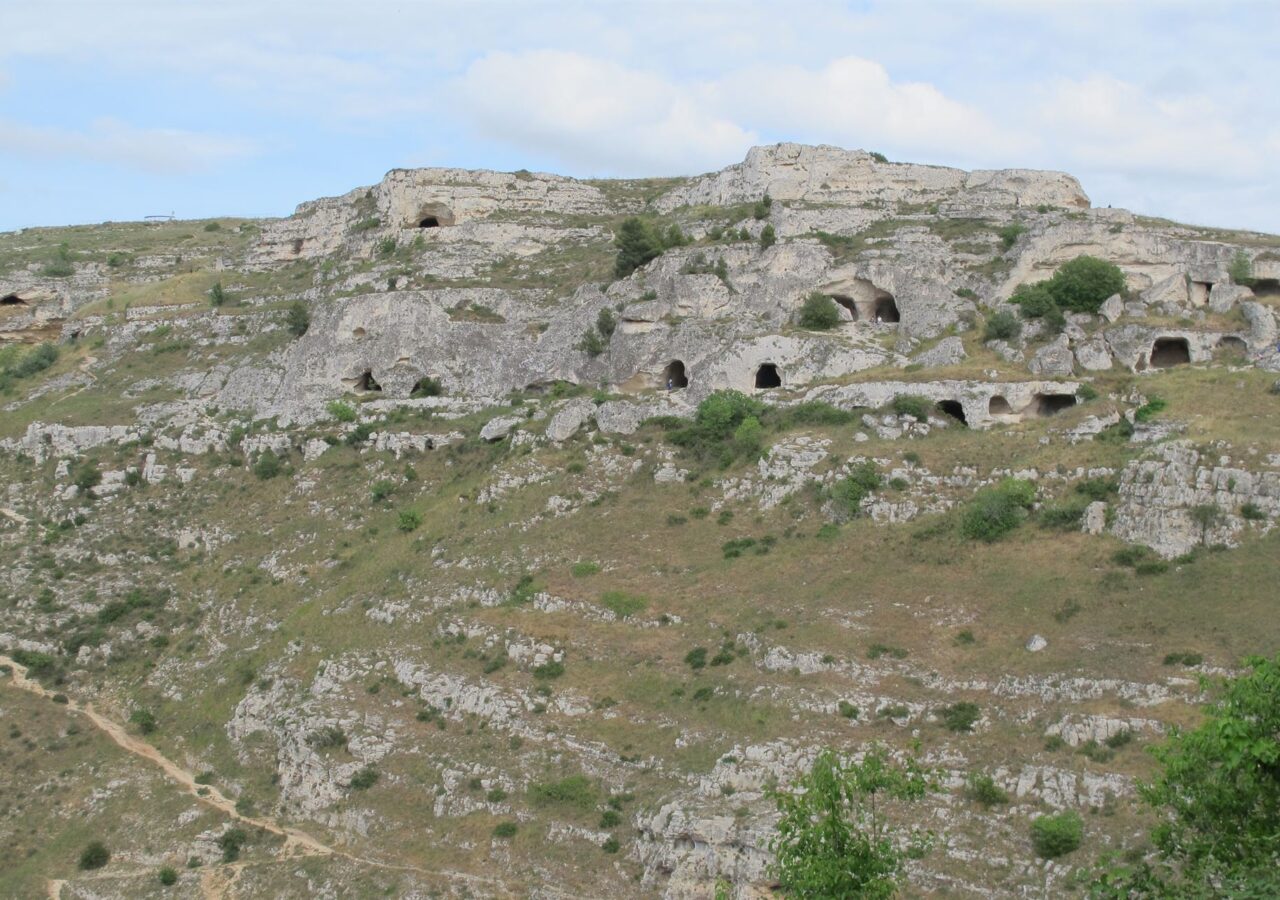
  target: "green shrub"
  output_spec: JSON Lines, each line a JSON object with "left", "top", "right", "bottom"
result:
{"left": 1241, "top": 503, "right": 1266, "bottom": 521}
{"left": 1075, "top": 477, "right": 1117, "bottom": 501}
{"left": 350, "top": 766, "right": 379, "bottom": 790}
{"left": 371, "top": 480, "right": 395, "bottom": 502}
{"left": 1039, "top": 497, "right": 1088, "bottom": 530}
{"left": 759, "top": 224, "right": 777, "bottom": 250}
{"left": 998, "top": 223, "right": 1026, "bottom": 250}
{"left": 328, "top": 401, "right": 357, "bottom": 422}
{"left": 833, "top": 463, "right": 882, "bottom": 517}
{"left": 966, "top": 772, "right": 1009, "bottom": 807}
{"left": 345, "top": 423, "right": 373, "bottom": 446}
{"left": 307, "top": 725, "right": 348, "bottom": 751}
{"left": 1105, "top": 729, "right": 1134, "bottom": 750}
{"left": 285, "top": 302, "right": 310, "bottom": 337}
{"left": 12, "top": 649, "right": 57, "bottom": 678}
{"left": 78, "top": 841, "right": 110, "bottom": 870}
{"left": 492, "top": 821, "right": 518, "bottom": 838}
{"left": 1076, "top": 384, "right": 1099, "bottom": 402}
{"left": 532, "top": 660, "right": 564, "bottom": 680}
{"left": 798, "top": 292, "right": 841, "bottom": 330}
{"left": 208, "top": 281, "right": 227, "bottom": 307}
{"left": 601, "top": 591, "right": 646, "bottom": 618}
{"left": 216, "top": 828, "right": 248, "bottom": 862}
{"left": 602, "top": 836, "right": 621, "bottom": 854}
{"left": 1163, "top": 651, "right": 1203, "bottom": 667}
{"left": 72, "top": 461, "right": 103, "bottom": 492}
{"left": 939, "top": 702, "right": 980, "bottom": 733}
{"left": 960, "top": 478, "right": 1035, "bottom": 542}
{"left": 837, "top": 700, "right": 859, "bottom": 720}
{"left": 867, "top": 643, "right": 908, "bottom": 660}
{"left": 529, "top": 774, "right": 597, "bottom": 810}
{"left": 891, "top": 395, "right": 931, "bottom": 422}
{"left": 753, "top": 195, "right": 773, "bottom": 220}
{"left": 252, "top": 453, "right": 282, "bottom": 480}
{"left": 1228, "top": 249, "right": 1255, "bottom": 286}
{"left": 983, "top": 310, "right": 1022, "bottom": 342}
{"left": 600, "top": 809, "right": 622, "bottom": 828}
{"left": 721, "top": 537, "right": 756, "bottom": 558}
{"left": 158, "top": 865, "right": 178, "bottom": 885}
{"left": 411, "top": 376, "right": 443, "bottom": 398}
{"left": 1134, "top": 396, "right": 1167, "bottom": 422}
{"left": 614, "top": 217, "right": 664, "bottom": 278}
{"left": 1047, "top": 256, "right": 1126, "bottom": 312}
{"left": 571, "top": 561, "right": 600, "bottom": 578}
{"left": 685, "top": 647, "right": 708, "bottom": 670}
{"left": 1030, "top": 811, "right": 1083, "bottom": 858}
{"left": 130, "top": 708, "right": 158, "bottom": 735}
{"left": 377, "top": 237, "right": 396, "bottom": 257}
{"left": 397, "top": 510, "right": 422, "bottom": 532}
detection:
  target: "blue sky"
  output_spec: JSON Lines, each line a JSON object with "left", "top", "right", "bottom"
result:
{"left": 1, "top": 0, "right": 1277, "bottom": 232}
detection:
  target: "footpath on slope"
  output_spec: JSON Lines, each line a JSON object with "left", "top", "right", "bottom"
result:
{"left": 0, "top": 654, "right": 533, "bottom": 899}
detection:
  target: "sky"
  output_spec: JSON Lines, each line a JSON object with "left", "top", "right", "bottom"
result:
{"left": 1, "top": 0, "right": 1278, "bottom": 233}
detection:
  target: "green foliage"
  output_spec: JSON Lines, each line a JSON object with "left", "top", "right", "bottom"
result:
{"left": 866, "top": 643, "right": 907, "bottom": 660}
{"left": 350, "top": 766, "right": 379, "bottom": 790}
{"left": 753, "top": 194, "right": 773, "bottom": 220}
{"left": 0, "top": 342, "right": 59, "bottom": 390}
{"left": 685, "top": 647, "right": 708, "bottom": 670}
{"left": 601, "top": 590, "right": 646, "bottom": 618}
{"left": 1134, "top": 396, "right": 1167, "bottom": 422}
{"left": 285, "top": 301, "right": 310, "bottom": 337}
{"left": 960, "top": 478, "right": 1036, "bottom": 542}
{"left": 797, "top": 292, "right": 841, "bottom": 330}
{"left": 252, "top": 453, "right": 282, "bottom": 480}
{"left": 998, "top": 223, "right": 1026, "bottom": 250}
{"left": 1076, "top": 383, "right": 1099, "bottom": 402}
{"left": 72, "top": 461, "right": 103, "bottom": 492}
{"left": 397, "top": 510, "right": 422, "bottom": 532}
{"left": 377, "top": 237, "right": 397, "bottom": 257}
{"left": 1011, "top": 281, "right": 1057, "bottom": 318}
{"left": 1015, "top": 255, "right": 1125, "bottom": 315}
{"left": 1188, "top": 503, "right": 1224, "bottom": 544}
{"left": 158, "top": 865, "right": 178, "bottom": 885}
{"left": 130, "top": 708, "right": 158, "bottom": 735}
{"left": 1228, "top": 249, "right": 1255, "bottom": 286}
{"left": 1162, "top": 651, "right": 1203, "bottom": 667}
{"left": 614, "top": 217, "right": 664, "bottom": 278}
{"left": 965, "top": 772, "right": 1009, "bottom": 807}
{"left": 837, "top": 700, "right": 860, "bottom": 720}
{"left": 939, "top": 702, "right": 980, "bottom": 733}
{"left": 12, "top": 649, "right": 58, "bottom": 678}
{"left": 983, "top": 310, "right": 1022, "bottom": 342}
{"left": 1031, "top": 811, "right": 1083, "bottom": 858}
{"left": 352, "top": 216, "right": 381, "bottom": 232}
{"left": 492, "top": 821, "right": 519, "bottom": 838}
{"left": 78, "top": 841, "right": 110, "bottom": 870}
{"left": 1241, "top": 502, "right": 1266, "bottom": 521}
{"left": 596, "top": 307, "right": 617, "bottom": 339}
{"left": 529, "top": 774, "right": 597, "bottom": 811}
{"left": 307, "top": 725, "right": 348, "bottom": 751}
{"left": 833, "top": 462, "right": 882, "bottom": 517}
{"left": 42, "top": 244, "right": 75, "bottom": 277}
{"left": 532, "top": 660, "right": 564, "bottom": 680}
{"left": 217, "top": 827, "right": 248, "bottom": 862}
{"left": 370, "top": 479, "right": 395, "bottom": 502}
{"left": 571, "top": 561, "right": 600, "bottom": 578}
{"left": 410, "top": 376, "right": 443, "bottom": 398}
{"left": 665, "top": 390, "right": 767, "bottom": 468}
{"left": 770, "top": 746, "right": 933, "bottom": 899}
{"left": 208, "top": 281, "right": 227, "bottom": 307}
{"left": 759, "top": 224, "right": 777, "bottom": 250}
{"left": 1039, "top": 497, "right": 1088, "bottom": 530}
{"left": 327, "top": 400, "right": 357, "bottom": 422}
{"left": 602, "top": 836, "right": 621, "bottom": 854}
{"left": 891, "top": 395, "right": 931, "bottom": 422}
{"left": 869, "top": 151, "right": 888, "bottom": 163}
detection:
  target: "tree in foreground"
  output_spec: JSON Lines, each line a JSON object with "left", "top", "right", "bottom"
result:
{"left": 771, "top": 746, "right": 934, "bottom": 898}
{"left": 1090, "top": 653, "right": 1280, "bottom": 897}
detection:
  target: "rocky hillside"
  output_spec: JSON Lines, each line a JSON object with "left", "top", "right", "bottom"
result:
{"left": 1, "top": 143, "right": 1278, "bottom": 898}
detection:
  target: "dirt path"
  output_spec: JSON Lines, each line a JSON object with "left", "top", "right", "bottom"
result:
{"left": 2, "top": 655, "right": 526, "bottom": 899}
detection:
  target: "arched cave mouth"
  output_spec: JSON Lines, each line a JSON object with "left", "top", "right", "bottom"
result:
{"left": 1215, "top": 336, "right": 1248, "bottom": 357}
{"left": 937, "top": 400, "right": 967, "bottom": 425}
{"left": 663, "top": 360, "right": 688, "bottom": 390}
{"left": 1150, "top": 337, "right": 1191, "bottom": 368}
{"left": 1, "top": 293, "right": 26, "bottom": 306}
{"left": 988, "top": 396, "right": 1013, "bottom": 415}
{"left": 1034, "top": 392, "right": 1076, "bottom": 417}
{"left": 831, "top": 294, "right": 858, "bottom": 321}
{"left": 755, "top": 363, "right": 782, "bottom": 389}
{"left": 1251, "top": 278, "right": 1280, "bottom": 298}
{"left": 356, "top": 370, "right": 382, "bottom": 392}
{"left": 874, "top": 296, "right": 900, "bottom": 323}
{"left": 411, "top": 203, "right": 456, "bottom": 229}
{"left": 418, "top": 216, "right": 440, "bottom": 228}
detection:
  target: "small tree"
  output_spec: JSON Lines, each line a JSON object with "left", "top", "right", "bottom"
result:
{"left": 753, "top": 194, "right": 773, "bottom": 220}
{"left": 771, "top": 746, "right": 934, "bottom": 899}
{"left": 759, "top": 224, "right": 777, "bottom": 250}
{"left": 1045, "top": 255, "right": 1125, "bottom": 313}
{"left": 614, "top": 217, "right": 663, "bottom": 278}
{"left": 285, "top": 301, "right": 310, "bottom": 337}
{"left": 78, "top": 841, "right": 110, "bottom": 870}
{"left": 72, "top": 461, "right": 103, "bottom": 493}
{"left": 1188, "top": 503, "right": 1224, "bottom": 546}
{"left": 1228, "top": 250, "right": 1255, "bottom": 287}
{"left": 798, "top": 292, "right": 841, "bottom": 330}
{"left": 208, "top": 281, "right": 227, "bottom": 307}
{"left": 1031, "top": 811, "right": 1083, "bottom": 858}
{"left": 983, "top": 310, "right": 1022, "bottom": 342}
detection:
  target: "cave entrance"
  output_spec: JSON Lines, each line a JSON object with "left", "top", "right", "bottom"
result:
{"left": 411, "top": 376, "right": 443, "bottom": 398}
{"left": 411, "top": 203, "right": 455, "bottom": 229}
{"left": 831, "top": 294, "right": 858, "bottom": 321}
{"left": 988, "top": 396, "right": 1012, "bottom": 415}
{"left": 1189, "top": 281, "right": 1213, "bottom": 306}
{"left": 0, "top": 293, "right": 26, "bottom": 305}
{"left": 663, "top": 360, "right": 688, "bottom": 390}
{"left": 418, "top": 216, "right": 440, "bottom": 228}
{"left": 937, "top": 400, "right": 967, "bottom": 425}
{"left": 1251, "top": 278, "right": 1280, "bottom": 298}
{"left": 357, "top": 370, "right": 382, "bottom": 392}
{"left": 755, "top": 363, "right": 781, "bottom": 389}
{"left": 874, "top": 296, "right": 900, "bottom": 323}
{"left": 1150, "top": 337, "right": 1191, "bottom": 368}
{"left": 1215, "top": 336, "right": 1248, "bottom": 359}
{"left": 1033, "top": 393, "right": 1076, "bottom": 416}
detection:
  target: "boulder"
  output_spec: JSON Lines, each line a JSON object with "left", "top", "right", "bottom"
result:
{"left": 480, "top": 416, "right": 522, "bottom": 442}
{"left": 910, "top": 336, "right": 966, "bottom": 369}
{"left": 1073, "top": 337, "right": 1113, "bottom": 371}
{"left": 1208, "top": 282, "right": 1254, "bottom": 314}
{"left": 545, "top": 399, "right": 595, "bottom": 442}
{"left": 1099, "top": 293, "right": 1124, "bottom": 323}
{"left": 1140, "top": 274, "right": 1188, "bottom": 308}
{"left": 1081, "top": 501, "right": 1108, "bottom": 535}
{"left": 1028, "top": 335, "right": 1075, "bottom": 376}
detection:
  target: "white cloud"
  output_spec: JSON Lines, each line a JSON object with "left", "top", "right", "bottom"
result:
{"left": 458, "top": 51, "right": 757, "bottom": 175}
{"left": 0, "top": 117, "right": 258, "bottom": 174}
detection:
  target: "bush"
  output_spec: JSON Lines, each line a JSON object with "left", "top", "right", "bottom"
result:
{"left": 966, "top": 773, "right": 1009, "bottom": 807}
{"left": 1076, "top": 383, "right": 1099, "bottom": 402}
{"left": 1134, "top": 396, "right": 1167, "bottom": 422}
{"left": 1030, "top": 811, "right": 1083, "bottom": 858}
{"left": 833, "top": 462, "right": 882, "bottom": 517}
{"left": 797, "top": 292, "right": 841, "bottom": 330}
{"left": 998, "top": 223, "right": 1026, "bottom": 250}
{"left": 492, "top": 821, "right": 518, "bottom": 838}
{"left": 614, "top": 217, "right": 664, "bottom": 278}
{"left": 753, "top": 194, "right": 773, "bottom": 220}
{"left": 1016, "top": 255, "right": 1124, "bottom": 315}
{"left": 72, "top": 461, "right": 103, "bottom": 493}
{"left": 939, "top": 702, "right": 980, "bottom": 733}
{"left": 685, "top": 647, "right": 708, "bottom": 670}
{"left": 285, "top": 302, "right": 310, "bottom": 337}
{"left": 350, "top": 766, "right": 379, "bottom": 790}
{"left": 397, "top": 510, "right": 422, "bottom": 532}
{"left": 601, "top": 591, "right": 646, "bottom": 618}
{"left": 208, "top": 282, "right": 227, "bottom": 307}
{"left": 960, "top": 478, "right": 1035, "bottom": 542}
{"left": 217, "top": 827, "right": 248, "bottom": 862}
{"left": 1163, "top": 651, "right": 1203, "bottom": 667}
{"left": 983, "top": 310, "right": 1022, "bottom": 342}
{"left": 1039, "top": 498, "right": 1088, "bottom": 530}
{"left": 1241, "top": 503, "right": 1266, "bottom": 521}
{"left": 78, "top": 841, "right": 110, "bottom": 870}
{"left": 571, "top": 561, "right": 600, "bottom": 577}
{"left": 529, "top": 774, "right": 597, "bottom": 810}
{"left": 158, "top": 865, "right": 178, "bottom": 885}
{"left": 867, "top": 643, "right": 907, "bottom": 660}
{"left": 891, "top": 395, "right": 931, "bottom": 422}
{"left": 371, "top": 480, "right": 395, "bottom": 502}
{"left": 837, "top": 700, "right": 859, "bottom": 720}
{"left": 130, "top": 708, "right": 158, "bottom": 735}
{"left": 602, "top": 836, "right": 621, "bottom": 854}
{"left": 532, "top": 660, "right": 564, "bottom": 680}
{"left": 327, "top": 400, "right": 357, "bottom": 423}
{"left": 252, "top": 453, "right": 282, "bottom": 480}
{"left": 1228, "top": 249, "right": 1255, "bottom": 286}
{"left": 411, "top": 376, "right": 443, "bottom": 398}
{"left": 759, "top": 224, "right": 777, "bottom": 250}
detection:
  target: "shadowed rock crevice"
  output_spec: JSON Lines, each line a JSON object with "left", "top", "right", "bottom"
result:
{"left": 1151, "top": 337, "right": 1191, "bottom": 368}
{"left": 754, "top": 363, "right": 781, "bottom": 389}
